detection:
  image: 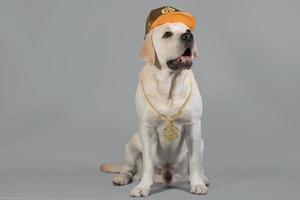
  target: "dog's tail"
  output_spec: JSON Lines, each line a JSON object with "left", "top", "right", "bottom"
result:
{"left": 100, "top": 163, "right": 123, "bottom": 174}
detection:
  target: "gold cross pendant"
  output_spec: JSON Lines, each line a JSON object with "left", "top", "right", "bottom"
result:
{"left": 163, "top": 120, "right": 179, "bottom": 142}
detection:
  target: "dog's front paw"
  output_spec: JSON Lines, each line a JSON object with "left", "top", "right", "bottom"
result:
{"left": 113, "top": 173, "right": 132, "bottom": 186}
{"left": 130, "top": 185, "right": 150, "bottom": 197}
{"left": 191, "top": 183, "right": 208, "bottom": 195}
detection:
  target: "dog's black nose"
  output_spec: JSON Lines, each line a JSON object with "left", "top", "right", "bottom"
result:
{"left": 181, "top": 30, "right": 193, "bottom": 42}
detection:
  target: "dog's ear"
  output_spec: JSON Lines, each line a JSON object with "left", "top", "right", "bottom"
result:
{"left": 193, "top": 43, "right": 200, "bottom": 58}
{"left": 140, "top": 32, "right": 155, "bottom": 64}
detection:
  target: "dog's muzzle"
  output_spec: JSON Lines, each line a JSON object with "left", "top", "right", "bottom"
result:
{"left": 167, "top": 30, "right": 194, "bottom": 70}
{"left": 181, "top": 30, "right": 193, "bottom": 43}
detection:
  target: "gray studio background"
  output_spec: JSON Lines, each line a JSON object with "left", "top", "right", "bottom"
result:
{"left": 0, "top": 0, "right": 299, "bottom": 199}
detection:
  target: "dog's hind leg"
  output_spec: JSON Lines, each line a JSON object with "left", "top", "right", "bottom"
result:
{"left": 113, "top": 133, "right": 142, "bottom": 186}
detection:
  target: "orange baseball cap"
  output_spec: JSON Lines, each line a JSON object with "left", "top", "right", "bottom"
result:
{"left": 145, "top": 6, "right": 196, "bottom": 37}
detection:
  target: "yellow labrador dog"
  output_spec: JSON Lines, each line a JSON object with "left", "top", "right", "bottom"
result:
{"left": 101, "top": 13, "right": 208, "bottom": 197}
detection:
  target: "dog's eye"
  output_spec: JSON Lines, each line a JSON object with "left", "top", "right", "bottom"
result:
{"left": 162, "top": 31, "right": 173, "bottom": 38}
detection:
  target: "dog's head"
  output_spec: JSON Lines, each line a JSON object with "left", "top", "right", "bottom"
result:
{"left": 140, "top": 22, "right": 199, "bottom": 70}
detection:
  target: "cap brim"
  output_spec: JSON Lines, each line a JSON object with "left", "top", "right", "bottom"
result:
{"left": 150, "top": 12, "right": 196, "bottom": 32}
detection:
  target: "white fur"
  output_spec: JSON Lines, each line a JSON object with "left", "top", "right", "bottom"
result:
{"left": 113, "top": 23, "right": 208, "bottom": 197}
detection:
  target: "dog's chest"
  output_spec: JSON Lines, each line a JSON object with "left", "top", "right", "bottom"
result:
{"left": 148, "top": 93, "right": 200, "bottom": 158}
{"left": 152, "top": 97, "right": 192, "bottom": 151}
{"left": 146, "top": 94, "right": 196, "bottom": 125}
{"left": 156, "top": 120, "right": 184, "bottom": 143}
{"left": 153, "top": 122, "right": 187, "bottom": 162}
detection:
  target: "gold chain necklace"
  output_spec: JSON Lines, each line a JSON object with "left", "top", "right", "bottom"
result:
{"left": 141, "top": 78, "right": 193, "bottom": 142}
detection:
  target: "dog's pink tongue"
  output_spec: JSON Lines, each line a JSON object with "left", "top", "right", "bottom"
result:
{"left": 181, "top": 56, "right": 192, "bottom": 62}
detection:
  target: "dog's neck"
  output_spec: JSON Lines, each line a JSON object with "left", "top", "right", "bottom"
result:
{"left": 152, "top": 65, "right": 192, "bottom": 101}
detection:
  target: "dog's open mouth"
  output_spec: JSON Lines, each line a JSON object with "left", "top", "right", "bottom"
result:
{"left": 167, "top": 47, "right": 193, "bottom": 70}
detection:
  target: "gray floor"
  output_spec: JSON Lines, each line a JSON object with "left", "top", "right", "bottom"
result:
{"left": 0, "top": 166, "right": 299, "bottom": 200}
